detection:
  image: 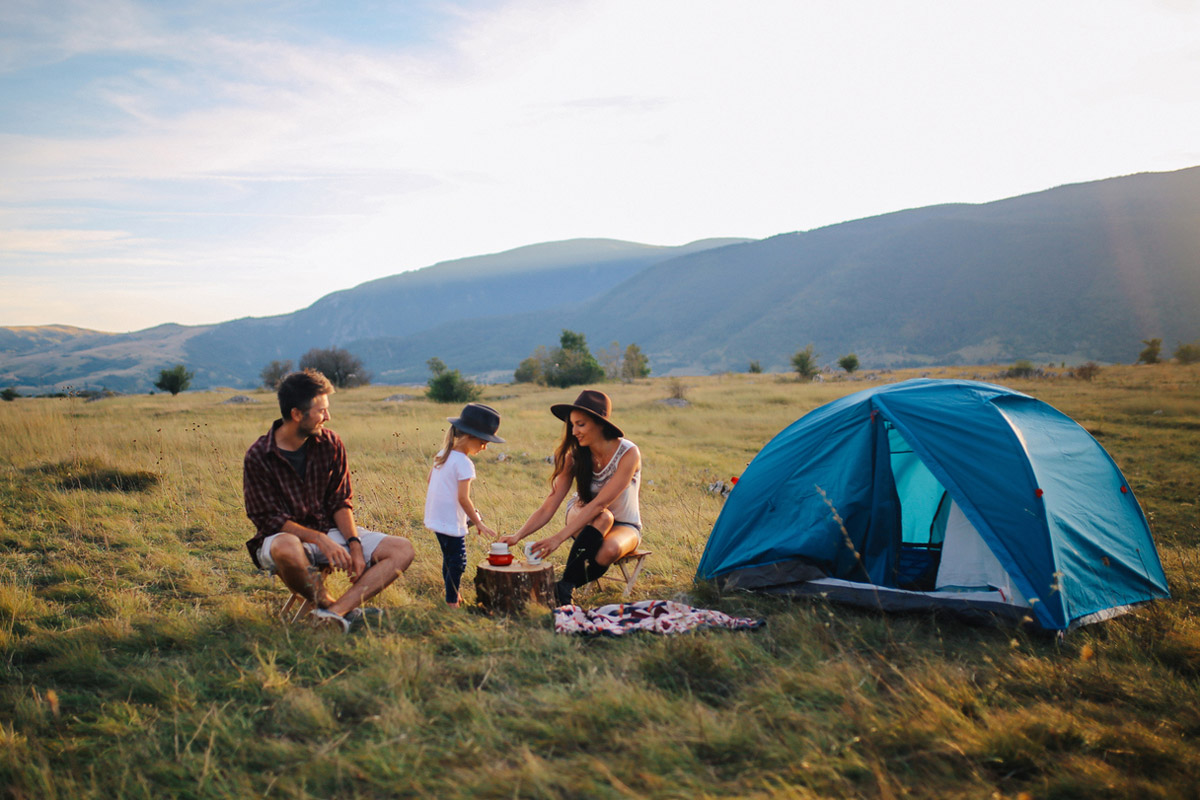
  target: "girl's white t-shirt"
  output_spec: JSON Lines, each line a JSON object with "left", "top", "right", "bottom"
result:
{"left": 424, "top": 449, "right": 475, "bottom": 536}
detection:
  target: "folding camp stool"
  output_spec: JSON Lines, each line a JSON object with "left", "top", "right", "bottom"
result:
{"left": 273, "top": 564, "right": 331, "bottom": 624}
{"left": 597, "top": 548, "right": 652, "bottom": 599}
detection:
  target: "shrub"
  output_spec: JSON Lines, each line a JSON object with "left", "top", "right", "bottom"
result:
{"left": 517, "top": 330, "right": 605, "bottom": 388}
{"left": 1, "top": 387, "right": 19, "bottom": 402}
{"left": 747, "top": 361, "right": 762, "bottom": 374}
{"left": 425, "top": 358, "right": 480, "bottom": 403}
{"left": 545, "top": 347, "right": 605, "bottom": 388}
{"left": 1174, "top": 340, "right": 1200, "bottom": 365}
{"left": 1137, "top": 338, "right": 1162, "bottom": 365}
{"left": 298, "top": 347, "right": 371, "bottom": 388}
{"left": 791, "top": 345, "right": 819, "bottom": 381}
{"left": 598, "top": 341, "right": 651, "bottom": 382}
{"left": 153, "top": 364, "right": 193, "bottom": 395}
{"left": 1073, "top": 362, "right": 1102, "bottom": 381}
{"left": 621, "top": 343, "right": 651, "bottom": 381}
{"left": 667, "top": 378, "right": 688, "bottom": 401}
{"left": 513, "top": 355, "right": 542, "bottom": 384}
{"left": 838, "top": 353, "right": 860, "bottom": 374}
{"left": 259, "top": 359, "right": 293, "bottom": 390}
{"left": 1005, "top": 360, "right": 1036, "bottom": 378}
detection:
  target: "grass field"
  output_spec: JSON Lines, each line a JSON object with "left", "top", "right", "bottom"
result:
{"left": 1, "top": 366, "right": 1198, "bottom": 799}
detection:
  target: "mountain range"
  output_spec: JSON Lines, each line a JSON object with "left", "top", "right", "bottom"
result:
{"left": 3, "top": 166, "right": 1199, "bottom": 393}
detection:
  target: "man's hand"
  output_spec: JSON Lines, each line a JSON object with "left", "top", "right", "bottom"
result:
{"left": 348, "top": 547, "right": 367, "bottom": 582}
{"left": 315, "top": 532, "right": 352, "bottom": 572}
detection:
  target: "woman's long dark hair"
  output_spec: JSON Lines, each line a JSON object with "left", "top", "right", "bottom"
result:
{"left": 551, "top": 410, "right": 620, "bottom": 503}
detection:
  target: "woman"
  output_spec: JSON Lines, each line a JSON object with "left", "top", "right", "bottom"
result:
{"left": 501, "top": 389, "right": 641, "bottom": 606}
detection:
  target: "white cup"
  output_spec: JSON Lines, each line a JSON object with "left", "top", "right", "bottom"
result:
{"left": 524, "top": 541, "right": 542, "bottom": 565}
{"left": 490, "top": 542, "right": 509, "bottom": 556}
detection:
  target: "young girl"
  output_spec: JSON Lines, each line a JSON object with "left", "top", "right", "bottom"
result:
{"left": 424, "top": 403, "right": 504, "bottom": 606}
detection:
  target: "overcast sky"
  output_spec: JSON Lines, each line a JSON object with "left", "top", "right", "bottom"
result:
{"left": 2, "top": 0, "right": 1198, "bottom": 332}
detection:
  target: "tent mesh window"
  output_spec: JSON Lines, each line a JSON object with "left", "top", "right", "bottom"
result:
{"left": 887, "top": 421, "right": 946, "bottom": 591}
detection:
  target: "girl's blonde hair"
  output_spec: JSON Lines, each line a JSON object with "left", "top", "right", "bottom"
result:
{"left": 433, "top": 425, "right": 463, "bottom": 468}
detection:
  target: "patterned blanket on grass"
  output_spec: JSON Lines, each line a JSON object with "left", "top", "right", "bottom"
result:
{"left": 553, "top": 599, "right": 765, "bottom": 636}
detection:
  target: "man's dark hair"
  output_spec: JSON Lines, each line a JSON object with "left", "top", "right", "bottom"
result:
{"left": 277, "top": 369, "right": 335, "bottom": 419}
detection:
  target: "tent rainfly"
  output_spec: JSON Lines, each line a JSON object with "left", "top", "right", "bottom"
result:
{"left": 696, "top": 379, "right": 1169, "bottom": 631}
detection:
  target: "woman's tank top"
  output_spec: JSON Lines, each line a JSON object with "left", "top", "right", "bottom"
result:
{"left": 587, "top": 438, "right": 640, "bottom": 528}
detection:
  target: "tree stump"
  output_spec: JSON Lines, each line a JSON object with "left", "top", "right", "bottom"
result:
{"left": 474, "top": 560, "right": 555, "bottom": 614}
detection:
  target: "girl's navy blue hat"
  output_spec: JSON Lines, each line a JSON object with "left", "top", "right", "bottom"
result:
{"left": 448, "top": 403, "right": 505, "bottom": 443}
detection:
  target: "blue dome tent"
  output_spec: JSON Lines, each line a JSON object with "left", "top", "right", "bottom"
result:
{"left": 696, "top": 379, "right": 1169, "bottom": 631}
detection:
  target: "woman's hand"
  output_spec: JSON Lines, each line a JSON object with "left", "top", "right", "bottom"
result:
{"left": 529, "top": 533, "right": 568, "bottom": 561}
{"left": 477, "top": 522, "right": 498, "bottom": 540}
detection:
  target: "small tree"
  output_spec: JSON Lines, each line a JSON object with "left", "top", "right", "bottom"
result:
{"left": 1073, "top": 362, "right": 1102, "bottom": 381}
{"left": 747, "top": 361, "right": 763, "bottom": 374}
{"left": 621, "top": 343, "right": 651, "bottom": 381}
{"left": 513, "top": 355, "right": 542, "bottom": 384}
{"left": 299, "top": 347, "right": 371, "bottom": 388}
{"left": 260, "top": 359, "right": 292, "bottom": 389}
{"left": 837, "top": 353, "right": 859, "bottom": 374}
{"left": 154, "top": 364, "right": 193, "bottom": 395}
{"left": 1173, "top": 340, "right": 1200, "bottom": 365}
{"left": 597, "top": 341, "right": 624, "bottom": 381}
{"left": 1005, "top": 360, "right": 1036, "bottom": 378}
{"left": 1137, "top": 338, "right": 1162, "bottom": 365}
{"left": 791, "top": 345, "right": 819, "bottom": 381}
{"left": 543, "top": 329, "right": 605, "bottom": 388}
{"left": 426, "top": 358, "right": 481, "bottom": 403}
{"left": 1, "top": 387, "right": 19, "bottom": 402}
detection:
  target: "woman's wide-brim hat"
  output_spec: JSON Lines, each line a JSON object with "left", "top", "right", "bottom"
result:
{"left": 448, "top": 403, "right": 505, "bottom": 443}
{"left": 550, "top": 389, "right": 623, "bottom": 438}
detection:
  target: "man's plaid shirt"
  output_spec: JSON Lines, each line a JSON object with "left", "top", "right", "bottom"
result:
{"left": 243, "top": 418, "right": 354, "bottom": 568}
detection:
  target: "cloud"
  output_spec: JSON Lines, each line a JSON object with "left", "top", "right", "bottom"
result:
{"left": 2, "top": 0, "right": 1200, "bottom": 330}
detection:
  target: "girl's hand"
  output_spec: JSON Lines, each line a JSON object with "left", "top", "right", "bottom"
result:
{"left": 477, "top": 523, "right": 498, "bottom": 540}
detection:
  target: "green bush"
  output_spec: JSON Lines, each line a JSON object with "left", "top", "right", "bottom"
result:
{"left": 1174, "top": 340, "right": 1200, "bottom": 365}
{"left": 1137, "top": 338, "right": 1162, "bottom": 365}
{"left": 517, "top": 330, "right": 605, "bottom": 388}
{"left": 513, "top": 355, "right": 541, "bottom": 384}
{"left": 838, "top": 353, "right": 859, "bottom": 374}
{"left": 299, "top": 347, "right": 370, "bottom": 388}
{"left": 1005, "top": 360, "right": 1036, "bottom": 378}
{"left": 153, "top": 364, "right": 193, "bottom": 395}
{"left": 791, "top": 345, "right": 819, "bottom": 381}
{"left": 747, "top": 361, "right": 762, "bottom": 374}
{"left": 621, "top": 343, "right": 651, "bottom": 381}
{"left": 259, "top": 359, "right": 292, "bottom": 389}
{"left": 425, "top": 358, "right": 481, "bottom": 403}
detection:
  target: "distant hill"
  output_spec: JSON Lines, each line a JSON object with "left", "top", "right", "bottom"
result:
{"left": 0, "top": 238, "right": 746, "bottom": 392}
{"left": 3, "top": 166, "right": 1198, "bottom": 393}
{"left": 581, "top": 165, "right": 1200, "bottom": 372}
{"left": 333, "top": 166, "right": 1200, "bottom": 380}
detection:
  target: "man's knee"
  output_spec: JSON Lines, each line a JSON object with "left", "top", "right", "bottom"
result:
{"left": 270, "top": 533, "right": 309, "bottom": 569}
{"left": 373, "top": 535, "right": 415, "bottom": 571}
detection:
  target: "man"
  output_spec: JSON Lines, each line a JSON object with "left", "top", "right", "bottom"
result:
{"left": 244, "top": 369, "right": 414, "bottom": 631}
